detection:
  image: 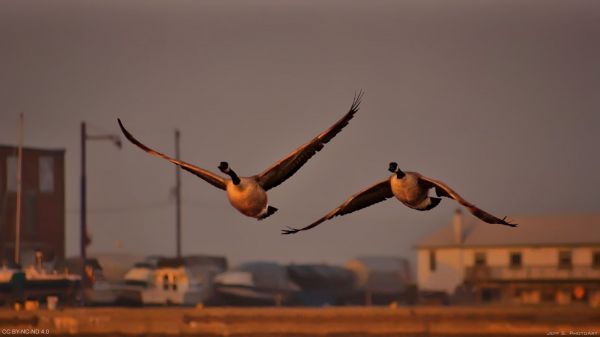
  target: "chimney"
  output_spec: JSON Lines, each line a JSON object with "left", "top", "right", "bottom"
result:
{"left": 453, "top": 208, "right": 463, "bottom": 245}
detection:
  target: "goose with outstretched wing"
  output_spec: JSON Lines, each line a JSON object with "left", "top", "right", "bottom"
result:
{"left": 282, "top": 161, "right": 516, "bottom": 234}
{"left": 118, "top": 91, "right": 363, "bottom": 220}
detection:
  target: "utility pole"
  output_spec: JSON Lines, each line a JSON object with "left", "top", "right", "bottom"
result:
{"left": 80, "top": 121, "right": 121, "bottom": 304}
{"left": 80, "top": 122, "right": 87, "bottom": 279}
{"left": 175, "top": 129, "right": 182, "bottom": 258}
{"left": 14, "top": 113, "right": 24, "bottom": 266}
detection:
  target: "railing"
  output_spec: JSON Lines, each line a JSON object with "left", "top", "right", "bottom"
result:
{"left": 465, "top": 265, "right": 600, "bottom": 282}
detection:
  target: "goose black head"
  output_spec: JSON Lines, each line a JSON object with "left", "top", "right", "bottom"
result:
{"left": 219, "top": 161, "right": 241, "bottom": 185}
{"left": 218, "top": 161, "right": 230, "bottom": 174}
{"left": 388, "top": 161, "right": 405, "bottom": 178}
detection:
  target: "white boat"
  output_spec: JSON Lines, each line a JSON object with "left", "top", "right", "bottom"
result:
{"left": 0, "top": 264, "right": 81, "bottom": 305}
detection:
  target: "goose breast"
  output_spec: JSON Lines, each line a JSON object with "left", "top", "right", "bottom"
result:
{"left": 226, "top": 178, "right": 268, "bottom": 217}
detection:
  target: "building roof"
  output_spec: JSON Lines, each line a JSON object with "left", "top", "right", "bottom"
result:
{"left": 133, "top": 255, "right": 227, "bottom": 269}
{"left": 347, "top": 256, "right": 410, "bottom": 272}
{"left": 416, "top": 213, "right": 600, "bottom": 249}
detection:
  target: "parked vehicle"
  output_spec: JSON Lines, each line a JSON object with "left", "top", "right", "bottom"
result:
{"left": 115, "top": 255, "right": 227, "bottom": 306}
{"left": 213, "top": 262, "right": 299, "bottom": 306}
{"left": 345, "top": 256, "right": 413, "bottom": 305}
{"left": 287, "top": 263, "right": 355, "bottom": 306}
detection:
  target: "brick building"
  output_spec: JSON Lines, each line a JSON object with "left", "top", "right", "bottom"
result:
{"left": 0, "top": 145, "right": 65, "bottom": 266}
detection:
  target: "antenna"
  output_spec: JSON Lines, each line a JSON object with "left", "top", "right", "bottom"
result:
{"left": 14, "top": 113, "right": 24, "bottom": 266}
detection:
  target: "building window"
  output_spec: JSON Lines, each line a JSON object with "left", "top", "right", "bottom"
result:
{"left": 510, "top": 252, "right": 522, "bottom": 268}
{"left": 23, "top": 192, "right": 37, "bottom": 235}
{"left": 429, "top": 250, "right": 436, "bottom": 271}
{"left": 558, "top": 251, "right": 572, "bottom": 269}
{"left": 39, "top": 156, "right": 54, "bottom": 193}
{"left": 6, "top": 156, "right": 17, "bottom": 192}
{"left": 474, "top": 252, "right": 487, "bottom": 266}
{"left": 593, "top": 251, "right": 600, "bottom": 268}
{"left": 162, "top": 274, "right": 169, "bottom": 290}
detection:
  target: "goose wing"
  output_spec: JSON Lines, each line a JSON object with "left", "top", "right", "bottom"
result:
{"left": 282, "top": 179, "right": 392, "bottom": 234}
{"left": 118, "top": 119, "right": 227, "bottom": 190}
{"left": 418, "top": 175, "right": 517, "bottom": 227}
{"left": 256, "top": 91, "right": 363, "bottom": 191}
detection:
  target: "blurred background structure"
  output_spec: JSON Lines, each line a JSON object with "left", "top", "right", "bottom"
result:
{"left": 0, "top": 0, "right": 599, "bottom": 313}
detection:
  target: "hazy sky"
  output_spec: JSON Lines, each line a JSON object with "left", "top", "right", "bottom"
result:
{"left": 1, "top": 0, "right": 599, "bottom": 267}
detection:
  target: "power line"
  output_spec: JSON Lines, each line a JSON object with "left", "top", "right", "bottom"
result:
{"left": 66, "top": 200, "right": 172, "bottom": 215}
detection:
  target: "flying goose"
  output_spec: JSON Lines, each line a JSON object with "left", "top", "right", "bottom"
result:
{"left": 282, "top": 161, "right": 516, "bottom": 234}
{"left": 117, "top": 92, "right": 363, "bottom": 220}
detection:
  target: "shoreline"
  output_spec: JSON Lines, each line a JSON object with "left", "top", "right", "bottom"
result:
{"left": 1, "top": 306, "right": 599, "bottom": 336}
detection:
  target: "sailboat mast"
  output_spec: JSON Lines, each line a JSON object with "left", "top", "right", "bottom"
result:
{"left": 14, "top": 113, "right": 24, "bottom": 266}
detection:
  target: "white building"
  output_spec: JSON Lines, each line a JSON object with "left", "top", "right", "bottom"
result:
{"left": 415, "top": 210, "right": 600, "bottom": 305}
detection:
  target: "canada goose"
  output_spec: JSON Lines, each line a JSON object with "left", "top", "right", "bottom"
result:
{"left": 282, "top": 161, "right": 516, "bottom": 234}
{"left": 117, "top": 92, "right": 363, "bottom": 220}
